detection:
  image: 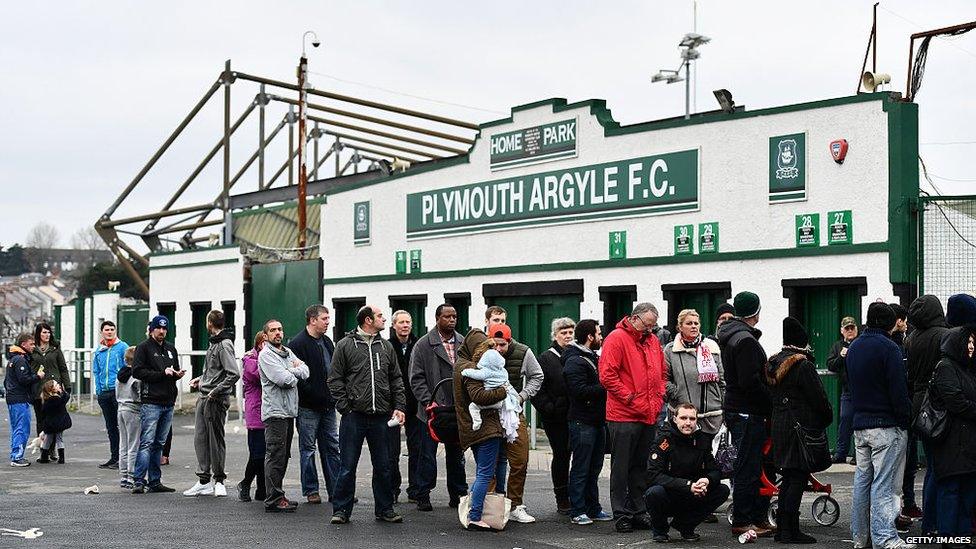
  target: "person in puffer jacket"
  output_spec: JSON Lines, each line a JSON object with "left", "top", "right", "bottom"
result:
{"left": 327, "top": 305, "right": 406, "bottom": 525}
{"left": 91, "top": 321, "right": 130, "bottom": 469}
{"left": 5, "top": 333, "right": 43, "bottom": 467}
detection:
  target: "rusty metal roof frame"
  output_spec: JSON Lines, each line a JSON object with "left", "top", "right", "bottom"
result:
{"left": 95, "top": 60, "right": 477, "bottom": 295}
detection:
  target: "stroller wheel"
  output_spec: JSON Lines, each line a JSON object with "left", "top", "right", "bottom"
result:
{"left": 812, "top": 495, "right": 840, "bottom": 526}
{"left": 726, "top": 503, "right": 734, "bottom": 525}
{"left": 767, "top": 498, "right": 778, "bottom": 528}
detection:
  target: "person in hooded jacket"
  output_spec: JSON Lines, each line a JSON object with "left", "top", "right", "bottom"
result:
{"left": 91, "top": 321, "right": 129, "bottom": 469}
{"left": 927, "top": 325, "right": 976, "bottom": 539}
{"left": 946, "top": 294, "right": 976, "bottom": 329}
{"left": 904, "top": 295, "right": 950, "bottom": 532}
{"left": 5, "top": 333, "right": 43, "bottom": 467}
{"left": 764, "top": 317, "right": 833, "bottom": 544}
{"left": 533, "top": 316, "right": 576, "bottom": 514}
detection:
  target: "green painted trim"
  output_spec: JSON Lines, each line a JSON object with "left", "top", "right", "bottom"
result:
{"left": 884, "top": 99, "right": 919, "bottom": 286}
{"left": 146, "top": 244, "right": 238, "bottom": 258}
{"left": 323, "top": 93, "right": 895, "bottom": 199}
{"left": 324, "top": 242, "right": 889, "bottom": 285}
{"left": 149, "top": 258, "right": 240, "bottom": 271}
{"left": 118, "top": 304, "right": 150, "bottom": 311}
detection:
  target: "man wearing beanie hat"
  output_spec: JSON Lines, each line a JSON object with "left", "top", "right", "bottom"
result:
{"left": 708, "top": 303, "right": 736, "bottom": 342}
{"left": 716, "top": 291, "right": 774, "bottom": 537}
{"left": 846, "top": 302, "right": 912, "bottom": 549}
{"left": 946, "top": 294, "right": 976, "bottom": 328}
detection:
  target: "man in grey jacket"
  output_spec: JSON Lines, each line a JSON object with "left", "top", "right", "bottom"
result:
{"left": 184, "top": 310, "right": 241, "bottom": 498}
{"left": 408, "top": 304, "right": 467, "bottom": 511}
{"left": 328, "top": 305, "right": 407, "bottom": 525}
{"left": 259, "top": 319, "right": 310, "bottom": 513}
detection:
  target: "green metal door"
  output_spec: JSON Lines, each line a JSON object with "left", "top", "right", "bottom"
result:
{"left": 665, "top": 289, "right": 728, "bottom": 337}
{"left": 603, "top": 291, "right": 635, "bottom": 332}
{"left": 251, "top": 259, "right": 323, "bottom": 344}
{"left": 117, "top": 304, "right": 149, "bottom": 346}
{"left": 190, "top": 303, "right": 210, "bottom": 379}
{"left": 445, "top": 293, "right": 472, "bottom": 335}
{"left": 489, "top": 294, "right": 582, "bottom": 359}
{"left": 333, "top": 298, "right": 365, "bottom": 342}
{"left": 156, "top": 303, "right": 176, "bottom": 345}
{"left": 390, "top": 296, "right": 427, "bottom": 338}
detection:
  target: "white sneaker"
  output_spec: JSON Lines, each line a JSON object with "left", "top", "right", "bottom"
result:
{"left": 510, "top": 504, "right": 536, "bottom": 523}
{"left": 182, "top": 481, "right": 214, "bottom": 497}
{"left": 213, "top": 482, "right": 227, "bottom": 497}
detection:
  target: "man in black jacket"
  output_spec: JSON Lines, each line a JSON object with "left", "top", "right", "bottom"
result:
{"left": 131, "top": 315, "right": 184, "bottom": 494}
{"left": 328, "top": 305, "right": 406, "bottom": 524}
{"left": 534, "top": 316, "right": 575, "bottom": 514}
{"left": 904, "top": 295, "right": 949, "bottom": 533}
{"left": 827, "top": 316, "right": 858, "bottom": 464}
{"left": 562, "top": 319, "right": 612, "bottom": 525}
{"left": 645, "top": 403, "right": 730, "bottom": 543}
{"left": 387, "top": 310, "right": 419, "bottom": 504}
{"left": 716, "top": 291, "right": 773, "bottom": 537}
{"left": 290, "top": 304, "right": 339, "bottom": 505}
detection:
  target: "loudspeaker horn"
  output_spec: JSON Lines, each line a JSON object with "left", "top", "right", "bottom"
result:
{"left": 862, "top": 71, "right": 891, "bottom": 92}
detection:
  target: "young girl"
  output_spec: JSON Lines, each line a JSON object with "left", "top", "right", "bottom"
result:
{"left": 39, "top": 380, "right": 72, "bottom": 463}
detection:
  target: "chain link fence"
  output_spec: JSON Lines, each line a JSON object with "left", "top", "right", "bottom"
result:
{"left": 920, "top": 196, "right": 976, "bottom": 302}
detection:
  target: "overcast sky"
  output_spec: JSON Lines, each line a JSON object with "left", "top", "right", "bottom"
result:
{"left": 1, "top": 0, "right": 973, "bottom": 251}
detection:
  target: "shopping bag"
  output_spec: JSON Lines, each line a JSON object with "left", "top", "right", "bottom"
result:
{"left": 457, "top": 492, "right": 512, "bottom": 530}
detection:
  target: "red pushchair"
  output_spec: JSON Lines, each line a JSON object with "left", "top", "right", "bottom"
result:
{"left": 726, "top": 436, "right": 840, "bottom": 527}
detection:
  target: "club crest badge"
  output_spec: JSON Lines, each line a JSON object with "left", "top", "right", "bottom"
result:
{"left": 776, "top": 139, "right": 799, "bottom": 180}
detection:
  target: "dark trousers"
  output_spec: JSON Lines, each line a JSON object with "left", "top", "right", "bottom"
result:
{"left": 645, "top": 483, "right": 731, "bottom": 535}
{"left": 163, "top": 426, "right": 172, "bottom": 458}
{"left": 97, "top": 390, "right": 120, "bottom": 462}
{"left": 332, "top": 412, "right": 394, "bottom": 517}
{"left": 607, "top": 421, "right": 656, "bottom": 518}
{"left": 568, "top": 420, "right": 606, "bottom": 517}
{"left": 834, "top": 391, "right": 854, "bottom": 459}
{"left": 542, "top": 415, "right": 571, "bottom": 503}
{"left": 263, "top": 418, "right": 294, "bottom": 507}
{"left": 936, "top": 474, "right": 976, "bottom": 536}
{"left": 242, "top": 428, "right": 266, "bottom": 498}
{"left": 32, "top": 399, "right": 44, "bottom": 437}
{"left": 902, "top": 431, "right": 919, "bottom": 507}
{"left": 778, "top": 468, "right": 807, "bottom": 517}
{"left": 921, "top": 440, "right": 938, "bottom": 534}
{"left": 725, "top": 413, "right": 770, "bottom": 527}
{"left": 387, "top": 412, "right": 425, "bottom": 500}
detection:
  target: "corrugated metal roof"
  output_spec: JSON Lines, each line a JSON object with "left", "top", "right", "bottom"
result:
{"left": 233, "top": 202, "right": 320, "bottom": 258}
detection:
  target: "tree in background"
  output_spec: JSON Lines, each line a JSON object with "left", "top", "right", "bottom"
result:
{"left": 0, "top": 244, "right": 29, "bottom": 276}
{"left": 70, "top": 227, "right": 107, "bottom": 251}
{"left": 25, "top": 222, "right": 60, "bottom": 249}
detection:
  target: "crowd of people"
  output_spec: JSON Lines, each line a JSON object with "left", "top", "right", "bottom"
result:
{"left": 5, "top": 291, "right": 976, "bottom": 545}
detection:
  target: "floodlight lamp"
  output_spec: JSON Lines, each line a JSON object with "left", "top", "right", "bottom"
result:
{"left": 681, "top": 48, "right": 700, "bottom": 61}
{"left": 713, "top": 89, "right": 735, "bottom": 113}
{"left": 666, "top": 74, "right": 685, "bottom": 84}
{"left": 679, "top": 32, "right": 711, "bottom": 48}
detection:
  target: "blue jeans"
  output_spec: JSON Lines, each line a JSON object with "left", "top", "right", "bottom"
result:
{"left": 936, "top": 474, "right": 976, "bottom": 536}
{"left": 568, "top": 421, "right": 605, "bottom": 517}
{"left": 7, "top": 403, "right": 31, "bottom": 462}
{"left": 834, "top": 391, "right": 854, "bottom": 459}
{"left": 921, "top": 440, "right": 938, "bottom": 534}
{"left": 725, "top": 413, "right": 770, "bottom": 526}
{"left": 297, "top": 407, "right": 339, "bottom": 499}
{"left": 851, "top": 427, "right": 907, "bottom": 549}
{"left": 132, "top": 404, "right": 174, "bottom": 487}
{"left": 332, "top": 412, "right": 394, "bottom": 517}
{"left": 469, "top": 438, "right": 502, "bottom": 522}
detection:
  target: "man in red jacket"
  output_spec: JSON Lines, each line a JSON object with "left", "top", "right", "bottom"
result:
{"left": 599, "top": 302, "right": 667, "bottom": 533}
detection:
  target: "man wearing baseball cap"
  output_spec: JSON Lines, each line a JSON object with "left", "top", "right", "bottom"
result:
{"left": 716, "top": 291, "right": 775, "bottom": 538}
{"left": 131, "top": 315, "right": 185, "bottom": 493}
{"left": 827, "top": 317, "right": 859, "bottom": 465}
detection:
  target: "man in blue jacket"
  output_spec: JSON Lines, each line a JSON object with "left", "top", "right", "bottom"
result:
{"left": 5, "top": 333, "right": 44, "bottom": 467}
{"left": 91, "top": 320, "right": 129, "bottom": 469}
{"left": 846, "top": 302, "right": 912, "bottom": 549}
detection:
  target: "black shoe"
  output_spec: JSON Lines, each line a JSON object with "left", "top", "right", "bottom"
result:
{"left": 449, "top": 496, "right": 462, "bottom": 509}
{"left": 266, "top": 498, "right": 298, "bottom": 513}
{"left": 331, "top": 512, "right": 349, "bottom": 524}
{"left": 632, "top": 514, "right": 653, "bottom": 530}
{"left": 36, "top": 450, "right": 51, "bottom": 464}
{"left": 131, "top": 485, "right": 146, "bottom": 494}
{"left": 376, "top": 510, "right": 403, "bottom": 523}
{"left": 653, "top": 532, "right": 670, "bottom": 543}
{"left": 237, "top": 481, "right": 251, "bottom": 502}
{"left": 98, "top": 460, "right": 118, "bottom": 470}
{"left": 416, "top": 498, "right": 433, "bottom": 512}
{"left": 57, "top": 449, "right": 65, "bottom": 464}
{"left": 147, "top": 483, "right": 176, "bottom": 493}
{"left": 615, "top": 517, "right": 633, "bottom": 533}
{"left": 255, "top": 490, "right": 267, "bottom": 501}
{"left": 680, "top": 532, "right": 701, "bottom": 542}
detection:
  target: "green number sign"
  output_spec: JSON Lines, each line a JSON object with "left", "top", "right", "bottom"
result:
{"left": 674, "top": 224, "right": 694, "bottom": 255}
{"left": 795, "top": 213, "right": 820, "bottom": 247}
{"left": 395, "top": 250, "right": 407, "bottom": 274}
{"left": 827, "top": 210, "right": 853, "bottom": 245}
{"left": 699, "top": 222, "right": 719, "bottom": 254}
{"left": 409, "top": 249, "right": 422, "bottom": 273}
{"left": 609, "top": 231, "right": 627, "bottom": 259}
{"left": 769, "top": 133, "right": 806, "bottom": 203}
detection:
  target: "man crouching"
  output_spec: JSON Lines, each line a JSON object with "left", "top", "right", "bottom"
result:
{"left": 645, "top": 403, "right": 730, "bottom": 542}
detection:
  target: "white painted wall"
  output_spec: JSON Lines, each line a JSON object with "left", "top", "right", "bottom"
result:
{"left": 322, "top": 98, "right": 890, "bottom": 277}
{"left": 90, "top": 292, "right": 120, "bottom": 344}
{"left": 83, "top": 296, "right": 93, "bottom": 349}
{"left": 60, "top": 304, "right": 76, "bottom": 349}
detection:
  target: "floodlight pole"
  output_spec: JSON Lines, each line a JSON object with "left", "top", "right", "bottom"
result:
{"left": 297, "top": 32, "right": 317, "bottom": 254}
{"left": 684, "top": 60, "right": 691, "bottom": 120}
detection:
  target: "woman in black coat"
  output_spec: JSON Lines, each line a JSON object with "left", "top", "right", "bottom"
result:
{"left": 764, "top": 318, "right": 832, "bottom": 544}
{"left": 928, "top": 325, "right": 976, "bottom": 537}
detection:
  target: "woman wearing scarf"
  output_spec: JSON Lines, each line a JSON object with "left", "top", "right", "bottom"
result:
{"left": 664, "top": 309, "right": 725, "bottom": 446}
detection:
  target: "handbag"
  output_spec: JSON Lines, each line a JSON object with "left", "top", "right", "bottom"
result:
{"left": 714, "top": 425, "right": 737, "bottom": 479}
{"left": 784, "top": 397, "right": 832, "bottom": 473}
{"left": 457, "top": 492, "right": 512, "bottom": 530}
{"left": 426, "top": 378, "right": 460, "bottom": 445}
{"left": 913, "top": 385, "right": 949, "bottom": 442}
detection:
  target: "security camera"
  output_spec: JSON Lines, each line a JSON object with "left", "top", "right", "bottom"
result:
{"left": 311, "top": 40, "right": 321, "bottom": 48}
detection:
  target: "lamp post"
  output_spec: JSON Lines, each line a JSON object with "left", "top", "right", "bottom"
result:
{"left": 297, "top": 31, "right": 320, "bottom": 252}
{"left": 652, "top": 32, "right": 710, "bottom": 119}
